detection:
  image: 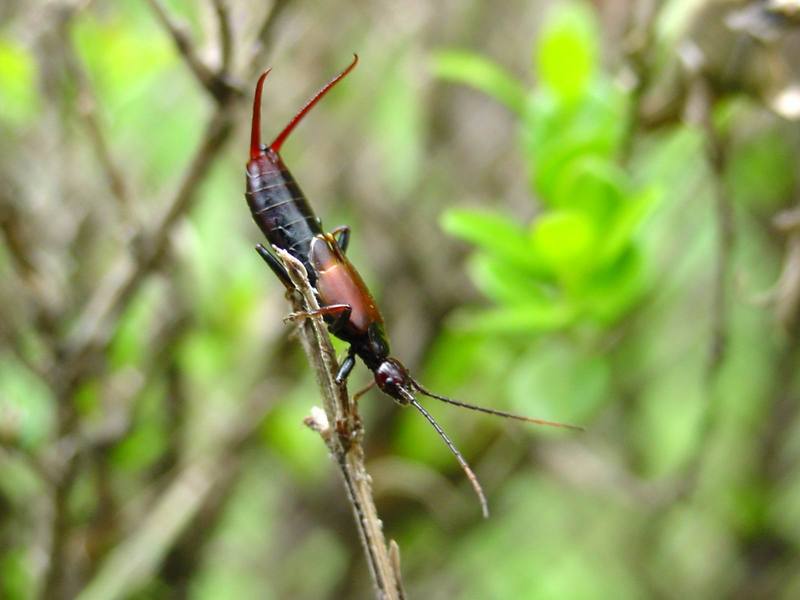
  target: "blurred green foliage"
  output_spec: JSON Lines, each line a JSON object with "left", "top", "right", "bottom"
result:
{"left": 2, "top": 0, "right": 800, "bottom": 598}
{"left": 436, "top": 2, "right": 656, "bottom": 335}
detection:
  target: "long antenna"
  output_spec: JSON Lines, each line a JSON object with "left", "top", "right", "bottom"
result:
{"left": 250, "top": 68, "right": 272, "bottom": 161}
{"left": 410, "top": 399, "right": 489, "bottom": 518}
{"left": 269, "top": 54, "right": 359, "bottom": 153}
{"left": 412, "top": 381, "right": 584, "bottom": 432}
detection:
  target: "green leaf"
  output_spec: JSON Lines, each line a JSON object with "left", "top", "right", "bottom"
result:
{"left": 370, "top": 54, "right": 424, "bottom": 195}
{"left": 441, "top": 208, "right": 547, "bottom": 274}
{"left": 0, "top": 39, "right": 38, "bottom": 126}
{"left": 509, "top": 342, "right": 610, "bottom": 422}
{"left": 530, "top": 209, "right": 598, "bottom": 279}
{"left": 450, "top": 303, "right": 576, "bottom": 334}
{"left": 633, "top": 354, "right": 705, "bottom": 476}
{"left": 468, "top": 254, "right": 555, "bottom": 306}
{"left": 261, "top": 395, "right": 329, "bottom": 481}
{"left": 523, "top": 84, "right": 628, "bottom": 201}
{"left": 110, "top": 418, "right": 166, "bottom": 472}
{"left": 0, "top": 549, "right": 32, "bottom": 600}
{"left": 432, "top": 50, "right": 527, "bottom": 115}
{"left": 597, "top": 186, "right": 659, "bottom": 265}
{"left": 535, "top": 1, "right": 598, "bottom": 101}
{"left": 727, "top": 129, "right": 796, "bottom": 211}
{"left": 109, "top": 280, "right": 160, "bottom": 369}
{"left": 0, "top": 359, "right": 55, "bottom": 450}
{"left": 584, "top": 246, "right": 647, "bottom": 323}
{"left": 553, "top": 157, "right": 627, "bottom": 224}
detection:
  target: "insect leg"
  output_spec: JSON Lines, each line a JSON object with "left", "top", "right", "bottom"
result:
{"left": 352, "top": 380, "right": 376, "bottom": 402}
{"left": 286, "top": 303, "right": 352, "bottom": 327}
{"left": 255, "top": 244, "right": 292, "bottom": 289}
{"left": 335, "top": 349, "right": 356, "bottom": 384}
{"left": 331, "top": 225, "right": 350, "bottom": 254}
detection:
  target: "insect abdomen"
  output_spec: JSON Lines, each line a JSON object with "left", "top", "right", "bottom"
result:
{"left": 245, "top": 154, "right": 323, "bottom": 280}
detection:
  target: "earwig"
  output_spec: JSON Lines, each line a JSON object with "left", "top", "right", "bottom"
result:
{"left": 244, "top": 55, "right": 581, "bottom": 518}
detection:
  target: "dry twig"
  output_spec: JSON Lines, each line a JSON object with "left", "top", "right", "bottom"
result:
{"left": 144, "top": 0, "right": 240, "bottom": 102}
{"left": 276, "top": 248, "right": 404, "bottom": 600}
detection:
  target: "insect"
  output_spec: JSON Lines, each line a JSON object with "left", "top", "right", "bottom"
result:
{"left": 245, "top": 55, "right": 581, "bottom": 517}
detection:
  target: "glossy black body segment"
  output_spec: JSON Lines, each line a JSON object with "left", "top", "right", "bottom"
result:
{"left": 245, "top": 148, "right": 322, "bottom": 283}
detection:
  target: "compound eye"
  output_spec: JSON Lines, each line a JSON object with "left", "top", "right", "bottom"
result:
{"left": 375, "top": 364, "right": 401, "bottom": 394}
{"left": 376, "top": 372, "right": 394, "bottom": 390}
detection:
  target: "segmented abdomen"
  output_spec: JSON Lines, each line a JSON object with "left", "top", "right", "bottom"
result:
{"left": 245, "top": 158, "right": 323, "bottom": 283}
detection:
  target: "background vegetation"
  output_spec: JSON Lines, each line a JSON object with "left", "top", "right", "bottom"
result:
{"left": 2, "top": 0, "right": 800, "bottom": 598}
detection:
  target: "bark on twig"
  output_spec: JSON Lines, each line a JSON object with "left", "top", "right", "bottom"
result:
{"left": 144, "top": 0, "right": 240, "bottom": 102}
{"left": 276, "top": 248, "right": 404, "bottom": 600}
{"left": 76, "top": 391, "right": 276, "bottom": 600}
{"left": 684, "top": 71, "right": 734, "bottom": 380}
{"left": 62, "top": 107, "right": 234, "bottom": 382}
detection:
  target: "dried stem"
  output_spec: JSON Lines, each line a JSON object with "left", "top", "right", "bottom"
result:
{"left": 59, "top": 23, "right": 133, "bottom": 219}
{"left": 771, "top": 191, "right": 800, "bottom": 329}
{"left": 62, "top": 107, "right": 234, "bottom": 382}
{"left": 670, "top": 73, "right": 734, "bottom": 503}
{"left": 144, "top": 0, "right": 240, "bottom": 102}
{"left": 211, "top": 0, "right": 233, "bottom": 73}
{"left": 76, "top": 390, "right": 275, "bottom": 600}
{"left": 40, "top": 1, "right": 283, "bottom": 593}
{"left": 276, "top": 248, "right": 404, "bottom": 600}
{"left": 696, "top": 79, "right": 734, "bottom": 380}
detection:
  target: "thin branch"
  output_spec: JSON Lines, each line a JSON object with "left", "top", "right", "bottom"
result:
{"left": 32, "top": 1, "right": 288, "bottom": 597}
{"left": 670, "top": 72, "right": 735, "bottom": 503}
{"left": 211, "top": 0, "right": 233, "bottom": 73}
{"left": 61, "top": 107, "right": 234, "bottom": 385}
{"left": 619, "top": 0, "right": 661, "bottom": 161}
{"left": 697, "top": 80, "right": 734, "bottom": 380}
{"left": 250, "top": 0, "right": 292, "bottom": 64}
{"left": 144, "top": 0, "right": 240, "bottom": 103}
{"left": 59, "top": 23, "right": 133, "bottom": 219}
{"left": 276, "top": 248, "right": 404, "bottom": 600}
{"left": 75, "top": 390, "right": 275, "bottom": 600}
{"left": 771, "top": 191, "right": 800, "bottom": 330}
{"left": 0, "top": 182, "right": 60, "bottom": 339}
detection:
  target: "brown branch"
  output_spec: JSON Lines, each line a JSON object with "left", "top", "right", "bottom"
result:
{"left": 61, "top": 107, "right": 234, "bottom": 386}
{"left": 34, "top": 1, "right": 289, "bottom": 597}
{"left": 75, "top": 390, "right": 276, "bottom": 600}
{"left": 662, "top": 73, "right": 735, "bottom": 505}
{"left": 683, "top": 69, "right": 734, "bottom": 380}
{"left": 619, "top": 0, "right": 661, "bottom": 160}
{"left": 59, "top": 23, "right": 133, "bottom": 219}
{"left": 144, "top": 0, "right": 240, "bottom": 103}
{"left": 699, "top": 86, "right": 734, "bottom": 380}
{"left": 276, "top": 248, "right": 404, "bottom": 600}
{"left": 0, "top": 181, "right": 60, "bottom": 340}
{"left": 771, "top": 192, "right": 800, "bottom": 329}
{"left": 211, "top": 0, "right": 233, "bottom": 73}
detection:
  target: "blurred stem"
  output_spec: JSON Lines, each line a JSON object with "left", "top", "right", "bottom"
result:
{"left": 619, "top": 0, "right": 660, "bottom": 161}
{"left": 144, "top": 0, "right": 240, "bottom": 102}
{"left": 211, "top": 0, "right": 233, "bottom": 73}
{"left": 61, "top": 106, "right": 234, "bottom": 387}
{"left": 276, "top": 249, "right": 405, "bottom": 600}
{"left": 667, "top": 75, "right": 733, "bottom": 504}
{"left": 42, "top": 0, "right": 290, "bottom": 593}
{"left": 698, "top": 87, "right": 734, "bottom": 381}
{"left": 59, "top": 19, "right": 133, "bottom": 221}
{"left": 76, "top": 390, "right": 276, "bottom": 600}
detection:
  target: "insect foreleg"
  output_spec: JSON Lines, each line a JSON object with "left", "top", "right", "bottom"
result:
{"left": 255, "top": 244, "right": 292, "bottom": 289}
{"left": 335, "top": 349, "right": 357, "bottom": 384}
{"left": 331, "top": 225, "right": 351, "bottom": 254}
